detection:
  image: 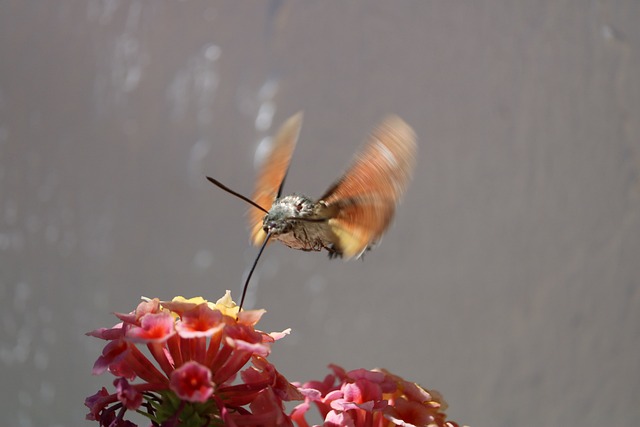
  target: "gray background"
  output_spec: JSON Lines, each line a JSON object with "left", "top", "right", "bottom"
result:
{"left": 1, "top": 1, "right": 639, "bottom": 426}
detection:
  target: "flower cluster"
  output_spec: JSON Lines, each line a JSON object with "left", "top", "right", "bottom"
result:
{"left": 85, "top": 292, "right": 461, "bottom": 427}
{"left": 85, "top": 292, "right": 300, "bottom": 426}
{"left": 292, "top": 365, "right": 459, "bottom": 427}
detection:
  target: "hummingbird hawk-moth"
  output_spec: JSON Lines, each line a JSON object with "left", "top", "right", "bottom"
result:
{"left": 207, "top": 112, "right": 416, "bottom": 308}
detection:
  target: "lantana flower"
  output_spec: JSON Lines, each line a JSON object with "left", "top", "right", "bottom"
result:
{"left": 291, "top": 364, "right": 460, "bottom": 427}
{"left": 85, "top": 291, "right": 298, "bottom": 426}
{"left": 86, "top": 292, "right": 461, "bottom": 427}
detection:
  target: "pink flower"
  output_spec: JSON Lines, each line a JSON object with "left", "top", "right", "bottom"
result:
{"left": 291, "top": 365, "right": 460, "bottom": 427}
{"left": 126, "top": 312, "right": 176, "bottom": 343}
{"left": 170, "top": 360, "right": 214, "bottom": 402}
{"left": 85, "top": 291, "right": 296, "bottom": 426}
{"left": 175, "top": 304, "right": 224, "bottom": 338}
{"left": 85, "top": 292, "right": 463, "bottom": 427}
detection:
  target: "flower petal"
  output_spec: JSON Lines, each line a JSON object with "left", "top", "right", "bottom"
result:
{"left": 214, "top": 290, "right": 240, "bottom": 318}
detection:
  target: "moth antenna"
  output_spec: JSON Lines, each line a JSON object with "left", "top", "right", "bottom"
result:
{"left": 206, "top": 176, "right": 269, "bottom": 214}
{"left": 239, "top": 231, "right": 272, "bottom": 312}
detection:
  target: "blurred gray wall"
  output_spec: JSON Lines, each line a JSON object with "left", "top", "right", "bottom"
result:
{"left": 1, "top": 1, "right": 639, "bottom": 426}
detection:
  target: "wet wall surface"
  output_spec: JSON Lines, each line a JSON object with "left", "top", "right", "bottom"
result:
{"left": 1, "top": 1, "right": 639, "bottom": 426}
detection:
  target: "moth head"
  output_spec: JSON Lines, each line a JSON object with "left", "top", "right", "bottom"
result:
{"left": 262, "top": 194, "right": 315, "bottom": 235}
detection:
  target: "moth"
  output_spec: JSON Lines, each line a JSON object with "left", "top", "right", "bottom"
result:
{"left": 207, "top": 112, "right": 416, "bottom": 308}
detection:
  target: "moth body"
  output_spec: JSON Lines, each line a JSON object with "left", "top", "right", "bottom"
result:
{"left": 262, "top": 194, "right": 337, "bottom": 253}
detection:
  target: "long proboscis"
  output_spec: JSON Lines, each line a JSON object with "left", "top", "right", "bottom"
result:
{"left": 206, "top": 176, "right": 269, "bottom": 213}
{"left": 239, "top": 231, "right": 272, "bottom": 311}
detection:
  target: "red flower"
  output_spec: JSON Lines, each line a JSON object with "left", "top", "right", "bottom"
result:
{"left": 170, "top": 360, "right": 214, "bottom": 402}
{"left": 85, "top": 292, "right": 296, "bottom": 426}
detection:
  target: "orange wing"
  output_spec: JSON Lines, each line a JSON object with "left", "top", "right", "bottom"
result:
{"left": 320, "top": 115, "right": 416, "bottom": 259}
{"left": 248, "top": 112, "right": 303, "bottom": 245}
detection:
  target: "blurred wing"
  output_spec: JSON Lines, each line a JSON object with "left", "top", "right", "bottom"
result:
{"left": 320, "top": 115, "right": 416, "bottom": 259}
{"left": 248, "top": 112, "right": 303, "bottom": 245}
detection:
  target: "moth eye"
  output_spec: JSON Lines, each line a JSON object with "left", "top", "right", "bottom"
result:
{"left": 296, "top": 203, "right": 303, "bottom": 211}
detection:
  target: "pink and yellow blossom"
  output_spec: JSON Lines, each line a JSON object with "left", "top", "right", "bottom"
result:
{"left": 85, "top": 291, "right": 461, "bottom": 427}
{"left": 85, "top": 291, "right": 295, "bottom": 426}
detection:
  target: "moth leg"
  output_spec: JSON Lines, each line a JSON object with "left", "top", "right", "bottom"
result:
{"left": 326, "top": 244, "right": 343, "bottom": 260}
